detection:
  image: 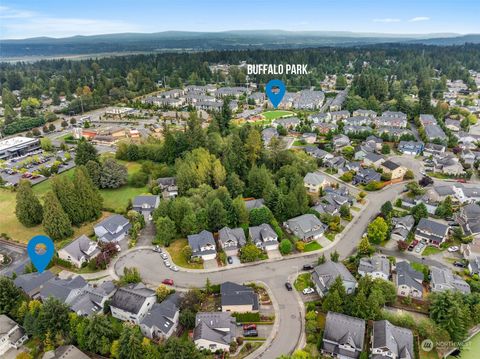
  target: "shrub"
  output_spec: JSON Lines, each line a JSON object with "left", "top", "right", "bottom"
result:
{"left": 232, "top": 312, "right": 261, "bottom": 322}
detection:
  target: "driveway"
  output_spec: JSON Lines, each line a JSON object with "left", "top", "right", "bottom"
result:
{"left": 267, "top": 248, "right": 282, "bottom": 259}
{"left": 203, "top": 259, "right": 219, "bottom": 269}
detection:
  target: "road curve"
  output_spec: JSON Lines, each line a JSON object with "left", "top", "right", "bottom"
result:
{"left": 113, "top": 182, "right": 406, "bottom": 358}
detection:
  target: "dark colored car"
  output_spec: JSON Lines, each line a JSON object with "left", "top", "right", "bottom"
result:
{"left": 302, "top": 264, "right": 314, "bottom": 271}
{"left": 227, "top": 256, "right": 233, "bottom": 264}
{"left": 407, "top": 240, "right": 419, "bottom": 251}
{"left": 243, "top": 324, "right": 257, "bottom": 331}
{"left": 285, "top": 282, "right": 293, "bottom": 291}
{"left": 453, "top": 261, "right": 467, "bottom": 268}
{"left": 162, "top": 279, "right": 174, "bottom": 285}
{"left": 243, "top": 329, "right": 258, "bottom": 337}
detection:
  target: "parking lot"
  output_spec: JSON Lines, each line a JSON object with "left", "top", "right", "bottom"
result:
{"left": 0, "top": 240, "right": 29, "bottom": 276}
{"left": 0, "top": 149, "right": 76, "bottom": 186}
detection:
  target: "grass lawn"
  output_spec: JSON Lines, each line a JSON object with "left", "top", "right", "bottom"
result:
{"left": 261, "top": 110, "right": 295, "bottom": 121}
{"left": 100, "top": 186, "right": 149, "bottom": 212}
{"left": 324, "top": 231, "right": 336, "bottom": 241}
{"left": 411, "top": 261, "right": 428, "bottom": 273}
{"left": 422, "top": 246, "right": 443, "bottom": 256}
{"left": 292, "top": 140, "right": 307, "bottom": 146}
{"left": 166, "top": 238, "right": 204, "bottom": 269}
{"left": 351, "top": 206, "right": 361, "bottom": 212}
{"left": 232, "top": 342, "right": 262, "bottom": 359}
{"left": 304, "top": 241, "right": 322, "bottom": 252}
{"left": 294, "top": 273, "right": 313, "bottom": 291}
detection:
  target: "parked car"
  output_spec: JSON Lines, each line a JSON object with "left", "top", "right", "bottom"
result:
{"left": 453, "top": 261, "right": 467, "bottom": 268}
{"left": 153, "top": 245, "right": 162, "bottom": 253}
{"left": 285, "top": 282, "right": 293, "bottom": 291}
{"left": 302, "top": 287, "right": 315, "bottom": 295}
{"left": 415, "top": 243, "right": 425, "bottom": 253}
{"left": 161, "top": 253, "right": 168, "bottom": 259}
{"left": 448, "top": 221, "right": 460, "bottom": 227}
{"left": 162, "top": 279, "right": 174, "bottom": 285}
{"left": 448, "top": 246, "right": 459, "bottom": 252}
{"left": 164, "top": 260, "right": 171, "bottom": 267}
{"left": 243, "top": 324, "right": 257, "bottom": 331}
{"left": 243, "top": 329, "right": 258, "bottom": 337}
{"left": 302, "top": 264, "right": 314, "bottom": 271}
{"left": 227, "top": 256, "right": 233, "bottom": 264}
{"left": 408, "top": 240, "right": 419, "bottom": 251}
{"left": 115, "top": 244, "right": 121, "bottom": 252}
{"left": 171, "top": 265, "right": 179, "bottom": 272}
{"left": 456, "top": 179, "right": 467, "bottom": 183}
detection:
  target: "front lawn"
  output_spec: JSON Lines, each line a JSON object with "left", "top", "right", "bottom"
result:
{"left": 304, "top": 241, "right": 322, "bottom": 252}
{"left": 422, "top": 246, "right": 443, "bottom": 256}
{"left": 166, "top": 238, "right": 204, "bottom": 269}
{"left": 294, "top": 273, "right": 313, "bottom": 291}
{"left": 100, "top": 186, "right": 149, "bottom": 212}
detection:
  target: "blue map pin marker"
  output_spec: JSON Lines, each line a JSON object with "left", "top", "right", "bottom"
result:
{"left": 27, "top": 235, "right": 54, "bottom": 273}
{"left": 265, "top": 79, "right": 286, "bottom": 109}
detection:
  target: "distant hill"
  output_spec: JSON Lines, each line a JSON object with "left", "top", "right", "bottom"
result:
{"left": 1, "top": 30, "right": 479, "bottom": 60}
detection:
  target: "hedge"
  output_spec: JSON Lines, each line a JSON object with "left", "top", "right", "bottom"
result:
{"left": 3, "top": 117, "right": 45, "bottom": 135}
{"left": 232, "top": 312, "right": 261, "bottom": 322}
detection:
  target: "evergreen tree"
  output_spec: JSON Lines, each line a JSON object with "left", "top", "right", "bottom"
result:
{"left": 118, "top": 325, "right": 144, "bottom": 359}
{"left": 99, "top": 159, "right": 128, "bottom": 189}
{"left": 207, "top": 198, "right": 228, "bottom": 232}
{"left": 42, "top": 191, "right": 73, "bottom": 240}
{"left": 15, "top": 180, "right": 43, "bottom": 227}
{"left": 36, "top": 297, "right": 70, "bottom": 341}
{"left": 51, "top": 176, "right": 82, "bottom": 225}
{"left": 83, "top": 315, "right": 115, "bottom": 355}
{"left": 75, "top": 140, "right": 98, "bottom": 165}
{"left": 0, "top": 277, "right": 22, "bottom": 316}
{"left": 322, "top": 289, "right": 344, "bottom": 313}
{"left": 85, "top": 160, "right": 102, "bottom": 187}
{"left": 73, "top": 167, "right": 103, "bottom": 222}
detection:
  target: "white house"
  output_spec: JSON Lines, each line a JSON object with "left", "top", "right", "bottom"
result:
{"left": 0, "top": 315, "right": 28, "bottom": 356}
{"left": 110, "top": 283, "right": 156, "bottom": 324}
{"left": 193, "top": 312, "right": 236, "bottom": 352}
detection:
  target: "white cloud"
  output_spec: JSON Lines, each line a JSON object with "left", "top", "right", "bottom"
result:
{"left": 408, "top": 16, "right": 430, "bottom": 22}
{"left": 373, "top": 18, "right": 401, "bottom": 23}
{"left": 0, "top": 6, "right": 138, "bottom": 39}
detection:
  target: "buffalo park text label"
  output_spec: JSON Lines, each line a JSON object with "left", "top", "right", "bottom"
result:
{"left": 247, "top": 64, "right": 308, "bottom": 75}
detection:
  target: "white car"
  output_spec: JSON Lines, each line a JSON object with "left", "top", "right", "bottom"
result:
{"left": 448, "top": 246, "right": 459, "bottom": 252}
{"left": 161, "top": 253, "right": 168, "bottom": 259}
{"left": 164, "top": 261, "right": 171, "bottom": 267}
{"left": 171, "top": 266, "right": 179, "bottom": 272}
{"left": 115, "top": 244, "right": 121, "bottom": 252}
{"left": 415, "top": 243, "right": 425, "bottom": 253}
{"left": 302, "top": 287, "right": 315, "bottom": 295}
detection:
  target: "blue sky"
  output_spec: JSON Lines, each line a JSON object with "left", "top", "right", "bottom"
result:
{"left": 0, "top": 0, "right": 479, "bottom": 39}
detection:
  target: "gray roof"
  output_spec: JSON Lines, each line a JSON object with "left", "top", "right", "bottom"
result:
{"left": 187, "top": 230, "right": 216, "bottom": 254}
{"left": 40, "top": 276, "right": 88, "bottom": 303}
{"left": 132, "top": 195, "right": 159, "bottom": 209}
{"left": 244, "top": 198, "right": 265, "bottom": 210}
{"left": 358, "top": 255, "right": 390, "bottom": 276}
{"left": 323, "top": 312, "right": 365, "bottom": 357}
{"left": 110, "top": 283, "right": 155, "bottom": 315}
{"left": 425, "top": 124, "right": 447, "bottom": 140}
{"left": 434, "top": 185, "right": 456, "bottom": 197}
{"left": 95, "top": 214, "right": 130, "bottom": 234}
{"left": 193, "top": 312, "right": 236, "bottom": 344}
{"left": 42, "top": 345, "right": 89, "bottom": 359}
{"left": 285, "top": 214, "right": 325, "bottom": 240}
{"left": 382, "top": 160, "right": 400, "bottom": 171}
{"left": 220, "top": 282, "right": 259, "bottom": 310}
{"left": 0, "top": 314, "right": 21, "bottom": 335}
{"left": 395, "top": 261, "right": 423, "bottom": 292}
{"left": 460, "top": 203, "right": 480, "bottom": 236}
{"left": 14, "top": 270, "right": 55, "bottom": 295}
{"left": 60, "top": 235, "right": 100, "bottom": 262}
{"left": 218, "top": 227, "right": 246, "bottom": 247}
{"left": 430, "top": 266, "right": 470, "bottom": 294}
{"left": 304, "top": 172, "right": 326, "bottom": 186}
{"left": 372, "top": 320, "right": 414, "bottom": 359}
{"left": 415, "top": 218, "right": 449, "bottom": 244}
{"left": 249, "top": 224, "right": 277, "bottom": 246}
{"left": 364, "top": 153, "right": 385, "bottom": 163}
{"left": 312, "top": 261, "right": 357, "bottom": 295}
{"left": 157, "top": 177, "right": 176, "bottom": 187}
{"left": 141, "top": 294, "right": 179, "bottom": 335}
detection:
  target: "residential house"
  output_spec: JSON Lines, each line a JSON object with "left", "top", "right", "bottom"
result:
{"left": 365, "top": 135, "right": 383, "bottom": 151}
{"left": 284, "top": 214, "right": 326, "bottom": 242}
{"left": 261, "top": 127, "right": 279, "bottom": 146}
{"left": 188, "top": 230, "right": 217, "bottom": 261}
{"left": 352, "top": 168, "right": 381, "bottom": 185}
{"left": 391, "top": 215, "right": 415, "bottom": 242}
{"left": 312, "top": 122, "right": 337, "bottom": 134}
{"left": 0, "top": 315, "right": 28, "bottom": 356}
{"left": 445, "top": 118, "right": 461, "bottom": 132}
{"left": 324, "top": 156, "right": 346, "bottom": 170}
{"left": 69, "top": 281, "right": 116, "bottom": 316}
{"left": 94, "top": 214, "right": 131, "bottom": 243}
{"left": 430, "top": 266, "right": 470, "bottom": 294}
{"left": 156, "top": 177, "right": 178, "bottom": 199}
{"left": 304, "top": 146, "right": 333, "bottom": 160}
{"left": 311, "top": 202, "right": 339, "bottom": 216}
{"left": 220, "top": 282, "right": 259, "bottom": 313}
{"left": 377, "top": 126, "right": 413, "bottom": 139}
{"left": 344, "top": 116, "right": 372, "bottom": 126}
{"left": 374, "top": 116, "right": 408, "bottom": 128}
{"left": 468, "top": 257, "right": 480, "bottom": 275}
{"left": 193, "top": 312, "right": 236, "bottom": 352}
{"left": 58, "top": 235, "right": 100, "bottom": 268}
{"left": 332, "top": 134, "right": 351, "bottom": 149}
{"left": 344, "top": 125, "right": 373, "bottom": 135}
{"left": 433, "top": 155, "right": 465, "bottom": 176}
{"left": 244, "top": 198, "right": 265, "bottom": 211}
{"left": 452, "top": 185, "right": 480, "bottom": 204}
{"left": 321, "top": 312, "right": 365, "bottom": 359}
{"left": 456, "top": 203, "right": 480, "bottom": 239}
{"left": 301, "top": 132, "right": 317, "bottom": 144}
{"left": 415, "top": 218, "right": 449, "bottom": 247}
{"left": 303, "top": 172, "right": 329, "bottom": 194}
{"left": 110, "top": 283, "right": 156, "bottom": 324}
{"left": 140, "top": 294, "right": 180, "bottom": 340}
{"left": 395, "top": 261, "right": 423, "bottom": 299}
{"left": 424, "top": 124, "right": 447, "bottom": 142}
{"left": 419, "top": 114, "right": 437, "bottom": 126}
{"left": 249, "top": 224, "right": 279, "bottom": 251}
{"left": 330, "top": 110, "right": 350, "bottom": 122}
{"left": 397, "top": 141, "right": 424, "bottom": 155}
{"left": 423, "top": 143, "right": 446, "bottom": 157}
{"left": 309, "top": 112, "right": 332, "bottom": 123}
{"left": 371, "top": 320, "right": 414, "bottom": 359}
{"left": 132, "top": 195, "right": 160, "bottom": 218}
{"left": 39, "top": 276, "right": 88, "bottom": 306}
{"left": 353, "top": 109, "right": 377, "bottom": 118}
{"left": 363, "top": 153, "right": 385, "bottom": 168}
{"left": 14, "top": 270, "right": 55, "bottom": 298}
{"left": 379, "top": 160, "right": 407, "bottom": 180}
{"left": 382, "top": 111, "right": 407, "bottom": 120}
{"left": 218, "top": 227, "right": 246, "bottom": 255}
{"left": 461, "top": 149, "right": 477, "bottom": 166}
{"left": 312, "top": 261, "right": 357, "bottom": 297}
{"left": 272, "top": 116, "right": 300, "bottom": 129}
{"left": 358, "top": 255, "right": 390, "bottom": 280}
{"left": 42, "top": 345, "right": 89, "bottom": 359}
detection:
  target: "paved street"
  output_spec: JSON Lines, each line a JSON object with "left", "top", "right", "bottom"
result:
{"left": 113, "top": 181, "right": 407, "bottom": 358}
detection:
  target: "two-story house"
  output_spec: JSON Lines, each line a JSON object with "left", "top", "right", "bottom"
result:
{"left": 249, "top": 224, "right": 279, "bottom": 251}
{"left": 395, "top": 261, "right": 423, "bottom": 299}
{"left": 94, "top": 214, "right": 131, "bottom": 243}
{"left": 218, "top": 227, "right": 247, "bottom": 255}
{"left": 110, "top": 283, "right": 156, "bottom": 324}
{"left": 321, "top": 312, "right": 365, "bottom": 359}
{"left": 284, "top": 214, "right": 325, "bottom": 242}
{"left": 312, "top": 261, "right": 357, "bottom": 297}
{"left": 188, "top": 230, "right": 217, "bottom": 261}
